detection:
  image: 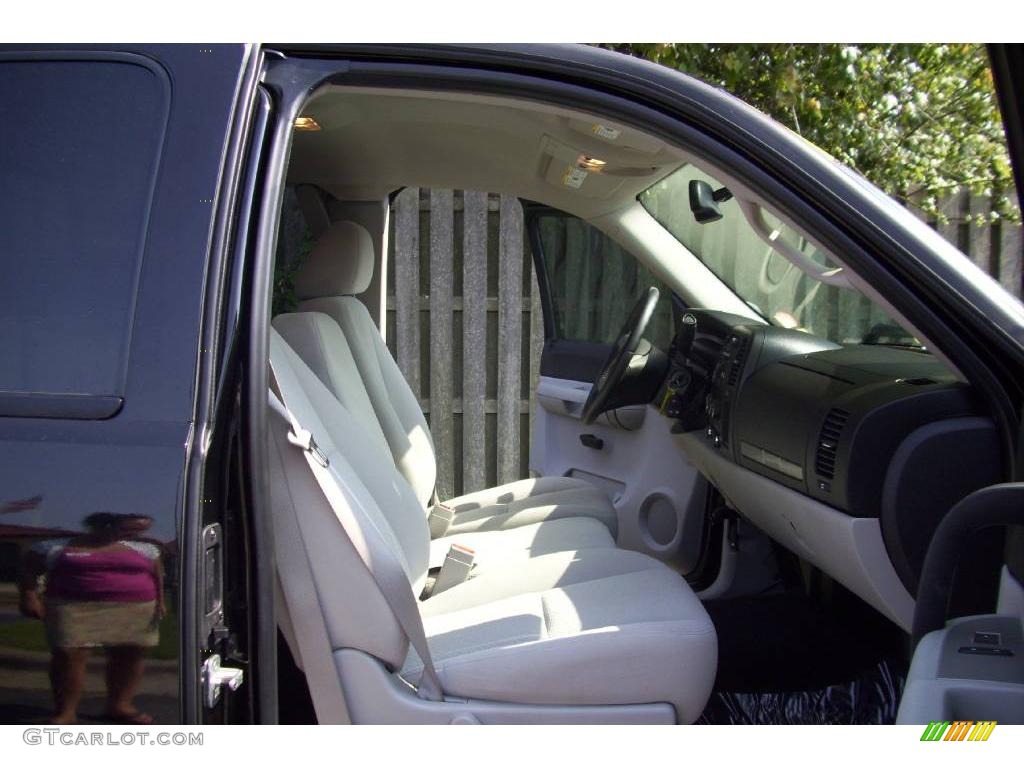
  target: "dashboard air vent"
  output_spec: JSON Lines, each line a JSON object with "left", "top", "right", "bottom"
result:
{"left": 815, "top": 408, "right": 849, "bottom": 480}
{"left": 727, "top": 335, "right": 751, "bottom": 387}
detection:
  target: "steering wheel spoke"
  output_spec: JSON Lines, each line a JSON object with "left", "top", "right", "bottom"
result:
{"left": 581, "top": 287, "right": 660, "bottom": 425}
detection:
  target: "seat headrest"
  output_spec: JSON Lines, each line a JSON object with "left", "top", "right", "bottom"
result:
{"left": 294, "top": 220, "right": 374, "bottom": 300}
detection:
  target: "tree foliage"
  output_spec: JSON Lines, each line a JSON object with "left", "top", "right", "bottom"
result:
{"left": 602, "top": 44, "right": 1017, "bottom": 223}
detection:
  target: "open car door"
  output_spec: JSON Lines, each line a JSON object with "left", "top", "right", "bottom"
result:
{"left": 524, "top": 203, "right": 715, "bottom": 575}
{"left": 895, "top": 44, "right": 1024, "bottom": 726}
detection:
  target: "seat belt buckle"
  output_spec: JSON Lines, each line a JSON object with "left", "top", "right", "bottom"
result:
{"left": 432, "top": 544, "right": 475, "bottom": 594}
{"left": 428, "top": 501, "right": 455, "bottom": 538}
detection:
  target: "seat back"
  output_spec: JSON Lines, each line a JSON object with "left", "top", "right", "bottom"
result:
{"left": 293, "top": 220, "right": 437, "bottom": 509}
{"left": 273, "top": 312, "right": 392, "bottom": 458}
{"left": 268, "top": 327, "right": 431, "bottom": 667}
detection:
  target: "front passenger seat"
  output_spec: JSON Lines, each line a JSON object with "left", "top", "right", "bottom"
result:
{"left": 268, "top": 327, "right": 718, "bottom": 723}
{"left": 291, "top": 219, "right": 618, "bottom": 539}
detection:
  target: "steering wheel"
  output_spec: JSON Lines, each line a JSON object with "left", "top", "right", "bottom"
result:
{"left": 581, "top": 287, "right": 660, "bottom": 425}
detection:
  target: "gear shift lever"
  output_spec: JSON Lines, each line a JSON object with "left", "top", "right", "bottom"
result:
{"left": 678, "top": 312, "right": 697, "bottom": 356}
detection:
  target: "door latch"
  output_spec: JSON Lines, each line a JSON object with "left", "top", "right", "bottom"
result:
{"left": 202, "top": 654, "right": 244, "bottom": 709}
{"left": 200, "top": 523, "right": 225, "bottom": 643}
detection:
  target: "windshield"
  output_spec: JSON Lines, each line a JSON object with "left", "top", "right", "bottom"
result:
{"left": 640, "top": 164, "right": 919, "bottom": 347}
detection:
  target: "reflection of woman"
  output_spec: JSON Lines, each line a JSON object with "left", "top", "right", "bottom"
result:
{"left": 18, "top": 512, "right": 165, "bottom": 725}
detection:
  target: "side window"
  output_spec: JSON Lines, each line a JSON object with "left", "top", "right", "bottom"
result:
{"left": 0, "top": 56, "right": 169, "bottom": 415}
{"left": 530, "top": 209, "right": 674, "bottom": 348}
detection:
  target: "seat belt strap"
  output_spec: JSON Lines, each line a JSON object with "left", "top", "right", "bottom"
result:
{"left": 266, "top": 432, "right": 351, "bottom": 723}
{"left": 268, "top": 364, "right": 444, "bottom": 702}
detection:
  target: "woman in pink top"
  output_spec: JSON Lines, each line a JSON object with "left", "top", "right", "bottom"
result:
{"left": 19, "top": 512, "right": 165, "bottom": 725}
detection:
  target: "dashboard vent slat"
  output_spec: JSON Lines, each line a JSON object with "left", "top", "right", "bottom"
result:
{"left": 727, "top": 336, "right": 751, "bottom": 387}
{"left": 815, "top": 408, "right": 849, "bottom": 480}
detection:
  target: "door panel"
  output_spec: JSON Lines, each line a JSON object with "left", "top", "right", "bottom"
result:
{"left": 897, "top": 484, "right": 1024, "bottom": 724}
{"left": 531, "top": 373, "right": 708, "bottom": 572}
{"left": 538, "top": 339, "right": 609, "bottom": 382}
{"left": 535, "top": 374, "right": 645, "bottom": 430}
{"left": 527, "top": 205, "right": 707, "bottom": 572}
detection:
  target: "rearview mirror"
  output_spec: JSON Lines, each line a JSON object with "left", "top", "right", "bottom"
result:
{"left": 689, "top": 180, "right": 733, "bottom": 224}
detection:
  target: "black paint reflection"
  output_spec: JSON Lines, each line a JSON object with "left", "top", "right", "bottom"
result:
{"left": 20, "top": 512, "right": 165, "bottom": 724}
{"left": 0, "top": 497, "right": 178, "bottom": 724}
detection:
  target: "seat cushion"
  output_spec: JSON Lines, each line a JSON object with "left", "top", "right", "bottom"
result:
{"left": 429, "top": 516, "right": 615, "bottom": 571}
{"left": 442, "top": 476, "right": 618, "bottom": 538}
{"left": 406, "top": 549, "right": 717, "bottom": 722}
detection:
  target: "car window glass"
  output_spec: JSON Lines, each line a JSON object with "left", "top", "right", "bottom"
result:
{"left": 0, "top": 57, "right": 168, "bottom": 403}
{"left": 640, "top": 164, "right": 915, "bottom": 346}
{"left": 533, "top": 210, "right": 674, "bottom": 348}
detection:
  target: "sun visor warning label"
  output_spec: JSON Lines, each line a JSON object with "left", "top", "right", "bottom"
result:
{"left": 562, "top": 166, "right": 588, "bottom": 189}
{"left": 592, "top": 123, "right": 621, "bottom": 141}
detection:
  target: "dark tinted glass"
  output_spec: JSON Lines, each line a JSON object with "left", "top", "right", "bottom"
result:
{"left": 0, "top": 57, "right": 168, "bottom": 404}
{"left": 535, "top": 212, "right": 674, "bottom": 348}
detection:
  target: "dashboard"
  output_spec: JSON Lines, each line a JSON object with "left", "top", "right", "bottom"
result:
{"left": 661, "top": 309, "right": 1002, "bottom": 626}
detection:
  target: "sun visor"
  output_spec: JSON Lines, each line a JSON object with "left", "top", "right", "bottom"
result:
{"left": 563, "top": 116, "right": 666, "bottom": 155}
{"left": 538, "top": 134, "right": 661, "bottom": 199}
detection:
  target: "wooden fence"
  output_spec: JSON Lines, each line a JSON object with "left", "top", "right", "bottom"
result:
{"left": 929, "top": 190, "right": 1022, "bottom": 299}
{"left": 383, "top": 187, "right": 1023, "bottom": 501}
{"left": 384, "top": 189, "right": 544, "bottom": 501}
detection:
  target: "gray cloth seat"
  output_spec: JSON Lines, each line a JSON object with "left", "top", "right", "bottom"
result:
{"left": 439, "top": 476, "right": 617, "bottom": 535}
{"left": 407, "top": 548, "right": 717, "bottom": 721}
{"left": 268, "top": 326, "right": 717, "bottom": 721}
{"left": 428, "top": 515, "right": 614, "bottom": 570}
{"left": 288, "top": 219, "right": 618, "bottom": 539}
{"left": 274, "top": 311, "right": 616, "bottom": 574}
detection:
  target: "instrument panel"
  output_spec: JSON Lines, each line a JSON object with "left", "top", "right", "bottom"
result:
{"left": 661, "top": 309, "right": 1002, "bottom": 599}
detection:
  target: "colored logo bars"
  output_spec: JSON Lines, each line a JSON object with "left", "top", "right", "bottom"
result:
{"left": 920, "top": 721, "right": 997, "bottom": 741}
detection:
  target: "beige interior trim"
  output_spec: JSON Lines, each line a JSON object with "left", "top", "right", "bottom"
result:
{"left": 288, "top": 86, "right": 684, "bottom": 220}
{"left": 677, "top": 430, "right": 915, "bottom": 631}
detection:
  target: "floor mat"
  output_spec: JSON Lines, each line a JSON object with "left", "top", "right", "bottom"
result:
{"left": 698, "top": 657, "right": 905, "bottom": 724}
{"left": 703, "top": 591, "right": 906, "bottom": 692}
{"left": 698, "top": 588, "right": 909, "bottom": 724}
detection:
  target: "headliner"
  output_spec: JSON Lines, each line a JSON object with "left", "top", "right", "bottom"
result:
{"left": 286, "top": 86, "right": 687, "bottom": 218}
